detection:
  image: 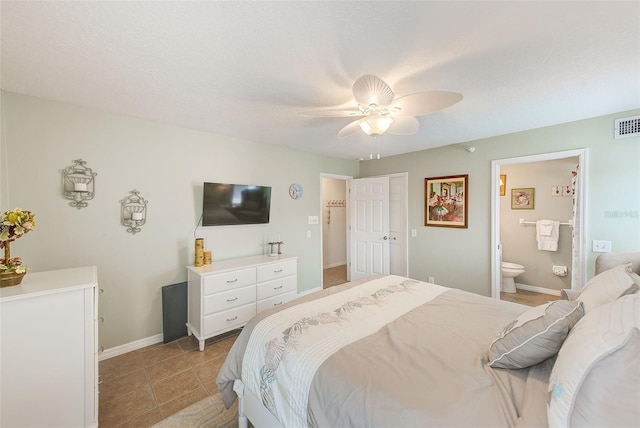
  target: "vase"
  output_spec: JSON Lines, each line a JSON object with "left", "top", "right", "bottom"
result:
{"left": 1, "top": 240, "right": 27, "bottom": 287}
{"left": 0, "top": 270, "right": 26, "bottom": 287}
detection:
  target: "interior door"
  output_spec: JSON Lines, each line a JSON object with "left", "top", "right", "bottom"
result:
{"left": 349, "top": 177, "right": 390, "bottom": 281}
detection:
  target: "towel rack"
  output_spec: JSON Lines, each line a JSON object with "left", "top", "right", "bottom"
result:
{"left": 519, "top": 218, "right": 574, "bottom": 227}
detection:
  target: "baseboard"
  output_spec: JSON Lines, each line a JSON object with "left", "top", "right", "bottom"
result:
{"left": 323, "top": 262, "right": 347, "bottom": 269}
{"left": 101, "top": 285, "right": 326, "bottom": 361}
{"left": 515, "top": 282, "right": 562, "bottom": 296}
{"left": 298, "top": 285, "right": 322, "bottom": 297}
{"left": 99, "top": 333, "right": 164, "bottom": 361}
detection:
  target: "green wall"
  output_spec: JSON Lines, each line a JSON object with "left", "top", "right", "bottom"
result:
{"left": 360, "top": 110, "right": 640, "bottom": 296}
{"left": 1, "top": 91, "right": 359, "bottom": 349}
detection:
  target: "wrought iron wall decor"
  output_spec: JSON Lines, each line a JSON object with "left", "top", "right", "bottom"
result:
{"left": 120, "top": 189, "right": 148, "bottom": 234}
{"left": 62, "top": 159, "right": 97, "bottom": 209}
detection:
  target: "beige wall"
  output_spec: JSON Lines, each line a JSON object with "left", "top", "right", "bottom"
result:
{"left": 1, "top": 91, "right": 359, "bottom": 349}
{"left": 360, "top": 109, "right": 640, "bottom": 296}
{"left": 500, "top": 158, "right": 577, "bottom": 291}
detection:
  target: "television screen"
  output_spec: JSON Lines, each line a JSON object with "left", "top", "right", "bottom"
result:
{"left": 202, "top": 182, "right": 271, "bottom": 226}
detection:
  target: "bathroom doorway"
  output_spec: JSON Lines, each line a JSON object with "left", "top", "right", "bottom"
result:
{"left": 491, "top": 149, "right": 587, "bottom": 301}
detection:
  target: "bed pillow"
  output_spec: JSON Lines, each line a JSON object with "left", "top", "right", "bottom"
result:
{"left": 576, "top": 263, "right": 639, "bottom": 312}
{"left": 487, "top": 300, "right": 584, "bottom": 369}
{"left": 548, "top": 294, "right": 640, "bottom": 427}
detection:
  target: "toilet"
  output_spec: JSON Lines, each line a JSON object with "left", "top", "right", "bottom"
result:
{"left": 501, "top": 262, "right": 525, "bottom": 293}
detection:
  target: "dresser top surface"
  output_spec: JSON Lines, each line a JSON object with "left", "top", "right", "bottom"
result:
{"left": 187, "top": 254, "right": 297, "bottom": 275}
{"left": 0, "top": 266, "right": 98, "bottom": 302}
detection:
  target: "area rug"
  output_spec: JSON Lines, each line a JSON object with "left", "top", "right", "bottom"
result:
{"left": 153, "top": 392, "right": 239, "bottom": 428}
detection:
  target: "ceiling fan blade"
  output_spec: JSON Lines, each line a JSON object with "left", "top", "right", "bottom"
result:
{"left": 352, "top": 75, "right": 395, "bottom": 107}
{"left": 337, "top": 119, "right": 362, "bottom": 138}
{"left": 387, "top": 116, "right": 420, "bottom": 135}
{"left": 391, "top": 91, "right": 463, "bottom": 117}
{"left": 298, "top": 109, "right": 363, "bottom": 117}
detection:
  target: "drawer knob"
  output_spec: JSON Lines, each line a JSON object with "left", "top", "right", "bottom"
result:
{"left": 274, "top": 301, "right": 283, "bottom": 306}
{"left": 226, "top": 316, "right": 238, "bottom": 322}
{"left": 274, "top": 269, "right": 283, "bottom": 273}
{"left": 274, "top": 285, "right": 283, "bottom": 290}
{"left": 226, "top": 279, "right": 238, "bottom": 283}
{"left": 226, "top": 297, "right": 238, "bottom": 302}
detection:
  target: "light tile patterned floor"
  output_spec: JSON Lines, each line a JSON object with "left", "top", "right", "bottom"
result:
{"left": 98, "top": 331, "right": 239, "bottom": 427}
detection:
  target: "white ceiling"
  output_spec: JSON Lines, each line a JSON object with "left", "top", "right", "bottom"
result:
{"left": 2, "top": 1, "right": 639, "bottom": 160}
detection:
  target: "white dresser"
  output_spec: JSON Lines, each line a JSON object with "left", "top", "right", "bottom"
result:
{"left": 0, "top": 266, "right": 99, "bottom": 427}
{"left": 186, "top": 254, "right": 298, "bottom": 351}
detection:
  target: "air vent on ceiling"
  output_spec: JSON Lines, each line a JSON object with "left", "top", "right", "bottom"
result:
{"left": 614, "top": 115, "right": 640, "bottom": 139}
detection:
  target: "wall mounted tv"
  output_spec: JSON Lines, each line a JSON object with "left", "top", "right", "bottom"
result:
{"left": 202, "top": 182, "right": 271, "bottom": 226}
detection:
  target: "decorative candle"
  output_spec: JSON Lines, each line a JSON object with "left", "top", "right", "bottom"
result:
{"left": 131, "top": 212, "right": 143, "bottom": 220}
{"left": 74, "top": 183, "right": 88, "bottom": 192}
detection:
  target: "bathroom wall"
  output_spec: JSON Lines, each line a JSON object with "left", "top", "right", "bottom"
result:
{"left": 500, "top": 158, "right": 577, "bottom": 292}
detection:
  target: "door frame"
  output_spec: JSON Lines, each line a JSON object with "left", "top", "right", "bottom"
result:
{"left": 490, "top": 148, "right": 587, "bottom": 299}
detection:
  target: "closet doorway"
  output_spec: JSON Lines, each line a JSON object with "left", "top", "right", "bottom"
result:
{"left": 320, "top": 172, "right": 408, "bottom": 289}
{"left": 321, "top": 174, "right": 351, "bottom": 289}
{"left": 491, "top": 149, "right": 587, "bottom": 301}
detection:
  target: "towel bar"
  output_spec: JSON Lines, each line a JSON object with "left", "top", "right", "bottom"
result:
{"left": 519, "top": 219, "right": 573, "bottom": 227}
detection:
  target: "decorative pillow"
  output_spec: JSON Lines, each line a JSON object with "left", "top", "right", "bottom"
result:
{"left": 487, "top": 300, "right": 584, "bottom": 369}
{"left": 548, "top": 294, "right": 640, "bottom": 427}
{"left": 577, "top": 263, "right": 639, "bottom": 312}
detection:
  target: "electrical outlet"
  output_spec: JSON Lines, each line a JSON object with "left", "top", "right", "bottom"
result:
{"left": 592, "top": 240, "right": 612, "bottom": 253}
{"left": 428, "top": 276, "right": 435, "bottom": 283}
{"left": 411, "top": 229, "right": 417, "bottom": 237}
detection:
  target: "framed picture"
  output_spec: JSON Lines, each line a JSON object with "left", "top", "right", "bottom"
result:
{"left": 425, "top": 174, "right": 468, "bottom": 228}
{"left": 500, "top": 174, "right": 507, "bottom": 196}
{"left": 511, "top": 188, "right": 535, "bottom": 210}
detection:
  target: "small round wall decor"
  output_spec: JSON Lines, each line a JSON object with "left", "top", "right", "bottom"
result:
{"left": 289, "top": 183, "right": 303, "bottom": 200}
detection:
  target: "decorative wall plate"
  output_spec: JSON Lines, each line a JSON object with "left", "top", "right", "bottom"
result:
{"left": 289, "top": 183, "right": 303, "bottom": 199}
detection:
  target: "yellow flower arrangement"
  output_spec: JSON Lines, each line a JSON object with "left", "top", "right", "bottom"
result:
{"left": 0, "top": 208, "right": 36, "bottom": 275}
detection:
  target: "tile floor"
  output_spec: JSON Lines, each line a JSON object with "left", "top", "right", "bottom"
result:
{"left": 323, "top": 264, "right": 348, "bottom": 289}
{"left": 501, "top": 289, "right": 561, "bottom": 306}
{"left": 98, "top": 331, "right": 239, "bottom": 427}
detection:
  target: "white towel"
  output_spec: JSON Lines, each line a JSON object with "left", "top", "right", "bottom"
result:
{"left": 536, "top": 220, "right": 559, "bottom": 251}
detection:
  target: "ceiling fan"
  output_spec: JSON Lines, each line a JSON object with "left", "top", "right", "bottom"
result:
{"left": 299, "top": 75, "right": 463, "bottom": 138}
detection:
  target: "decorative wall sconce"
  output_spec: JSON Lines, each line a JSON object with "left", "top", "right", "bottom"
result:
{"left": 120, "top": 189, "right": 148, "bottom": 234}
{"left": 62, "top": 159, "right": 97, "bottom": 209}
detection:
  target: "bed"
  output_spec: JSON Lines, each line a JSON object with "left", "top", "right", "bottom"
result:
{"left": 216, "top": 253, "right": 640, "bottom": 427}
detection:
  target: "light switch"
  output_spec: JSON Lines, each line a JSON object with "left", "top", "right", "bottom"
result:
{"left": 306, "top": 230, "right": 311, "bottom": 238}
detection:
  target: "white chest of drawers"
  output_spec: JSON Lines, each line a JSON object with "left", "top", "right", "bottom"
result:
{"left": 0, "top": 266, "right": 99, "bottom": 427}
{"left": 186, "top": 254, "right": 298, "bottom": 351}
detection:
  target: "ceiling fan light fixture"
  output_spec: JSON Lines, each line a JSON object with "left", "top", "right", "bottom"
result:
{"left": 358, "top": 115, "right": 393, "bottom": 137}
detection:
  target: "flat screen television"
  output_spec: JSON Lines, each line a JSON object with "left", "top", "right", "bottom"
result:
{"left": 202, "top": 182, "right": 271, "bottom": 226}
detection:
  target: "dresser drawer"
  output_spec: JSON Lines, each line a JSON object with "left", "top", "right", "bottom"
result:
{"left": 203, "top": 303, "right": 256, "bottom": 336}
{"left": 257, "top": 260, "right": 297, "bottom": 283}
{"left": 256, "top": 275, "right": 297, "bottom": 300}
{"left": 203, "top": 268, "right": 256, "bottom": 295}
{"left": 203, "top": 284, "right": 256, "bottom": 315}
{"left": 257, "top": 291, "right": 297, "bottom": 313}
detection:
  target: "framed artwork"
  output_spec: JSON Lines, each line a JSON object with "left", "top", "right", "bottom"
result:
{"left": 425, "top": 174, "right": 468, "bottom": 228}
{"left": 511, "top": 188, "right": 535, "bottom": 210}
{"left": 500, "top": 174, "right": 507, "bottom": 196}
